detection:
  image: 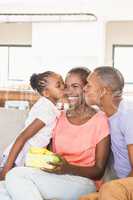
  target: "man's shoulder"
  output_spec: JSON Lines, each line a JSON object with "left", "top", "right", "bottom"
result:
{"left": 115, "top": 99, "right": 133, "bottom": 124}
{"left": 109, "top": 99, "right": 133, "bottom": 122}
{"left": 119, "top": 99, "right": 133, "bottom": 113}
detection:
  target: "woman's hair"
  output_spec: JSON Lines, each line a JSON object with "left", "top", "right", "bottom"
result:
{"left": 94, "top": 66, "right": 124, "bottom": 96}
{"left": 67, "top": 67, "right": 91, "bottom": 85}
{"left": 30, "top": 71, "right": 54, "bottom": 94}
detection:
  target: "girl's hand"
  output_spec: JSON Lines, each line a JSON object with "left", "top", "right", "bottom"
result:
{"left": 41, "top": 155, "right": 69, "bottom": 174}
{"left": 0, "top": 166, "right": 11, "bottom": 180}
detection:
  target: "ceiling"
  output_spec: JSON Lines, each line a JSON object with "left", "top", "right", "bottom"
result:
{"left": 0, "top": 0, "right": 133, "bottom": 21}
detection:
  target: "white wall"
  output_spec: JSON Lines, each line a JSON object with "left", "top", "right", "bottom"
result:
{"left": 105, "top": 21, "right": 133, "bottom": 94}
{"left": 0, "top": 23, "right": 32, "bottom": 88}
{"left": 31, "top": 21, "right": 105, "bottom": 78}
{"left": 0, "top": 21, "right": 105, "bottom": 87}
{"left": 105, "top": 21, "right": 133, "bottom": 65}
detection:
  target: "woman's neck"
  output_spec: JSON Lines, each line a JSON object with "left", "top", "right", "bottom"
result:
{"left": 67, "top": 103, "right": 88, "bottom": 115}
{"left": 66, "top": 104, "right": 97, "bottom": 125}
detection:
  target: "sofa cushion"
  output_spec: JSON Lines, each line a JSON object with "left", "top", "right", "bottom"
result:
{"left": 0, "top": 108, "right": 28, "bottom": 157}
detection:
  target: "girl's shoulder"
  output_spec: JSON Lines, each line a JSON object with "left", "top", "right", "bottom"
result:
{"left": 32, "top": 97, "right": 54, "bottom": 109}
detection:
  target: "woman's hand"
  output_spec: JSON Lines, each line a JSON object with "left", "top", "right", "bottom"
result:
{"left": 41, "top": 155, "right": 70, "bottom": 174}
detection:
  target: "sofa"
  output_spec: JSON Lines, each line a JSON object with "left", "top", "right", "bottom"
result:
{"left": 0, "top": 107, "right": 28, "bottom": 159}
{"left": 0, "top": 107, "right": 116, "bottom": 182}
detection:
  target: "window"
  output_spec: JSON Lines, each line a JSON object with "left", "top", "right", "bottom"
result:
{"left": 9, "top": 46, "right": 32, "bottom": 81}
{"left": 0, "top": 45, "right": 34, "bottom": 89}
{"left": 0, "top": 22, "right": 102, "bottom": 90}
{"left": 0, "top": 45, "right": 97, "bottom": 89}
{"left": 113, "top": 45, "right": 133, "bottom": 84}
{"left": 0, "top": 47, "right": 8, "bottom": 87}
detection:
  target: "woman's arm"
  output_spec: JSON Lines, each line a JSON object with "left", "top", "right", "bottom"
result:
{"left": 48, "top": 136, "right": 110, "bottom": 180}
{"left": 0, "top": 119, "right": 45, "bottom": 180}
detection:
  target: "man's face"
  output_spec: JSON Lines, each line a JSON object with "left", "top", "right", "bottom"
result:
{"left": 84, "top": 72, "right": 105, "bottom": 106}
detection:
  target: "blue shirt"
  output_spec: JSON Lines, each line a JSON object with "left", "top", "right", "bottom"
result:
{"left": 109, "top": 99, "right": 133, "bottom": 178}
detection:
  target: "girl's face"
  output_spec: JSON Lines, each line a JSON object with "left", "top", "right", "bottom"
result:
{"left": 42, "top": 73, "right": 64, "bottom": 103}
{"left": 65, "top": 73, "right": 85, "bottom": 109}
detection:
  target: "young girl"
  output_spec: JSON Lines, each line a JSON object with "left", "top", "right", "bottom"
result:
{"left": 0, "top": 71, "right": 64, "bottom": 179}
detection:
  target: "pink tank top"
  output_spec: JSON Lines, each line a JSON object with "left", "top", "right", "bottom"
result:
{"left": 52, "top": 111, "right": 109, "bottom": 167}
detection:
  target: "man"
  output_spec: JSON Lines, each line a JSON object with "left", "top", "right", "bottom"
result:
{"left": 80, "top": 66, "right": 133, "bottom": 200}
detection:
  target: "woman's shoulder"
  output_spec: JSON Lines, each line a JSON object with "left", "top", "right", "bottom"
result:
{"left": 90, "top": 110, "right": 108, "bottom": 125}
{"left": 96, "top": 110, "right": 107, "bottom": 117}
{"left": 58, "top": 111, "right": 67, "bottom": 121}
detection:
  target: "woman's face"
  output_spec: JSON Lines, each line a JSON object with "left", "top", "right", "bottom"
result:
{"left": 65, "top": 73, "right": 85, "bottom": 109}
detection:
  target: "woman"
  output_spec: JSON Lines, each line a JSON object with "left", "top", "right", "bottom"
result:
{"left": 0, "top": 67, "right": 110, "bottom": 200}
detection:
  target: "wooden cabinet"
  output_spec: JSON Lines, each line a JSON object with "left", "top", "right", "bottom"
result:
{"left": 0, "top": 90, "right": 39, "bottom": 108}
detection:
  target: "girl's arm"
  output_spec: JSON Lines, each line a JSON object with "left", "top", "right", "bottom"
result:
{"left": 0, "top": 119, "right": 45, "bottom": 180}
{"left": 46, "top": 136, "right": 110, "bottom": 180}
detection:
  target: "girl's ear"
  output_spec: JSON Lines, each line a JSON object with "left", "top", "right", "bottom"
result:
{"left": 42, "top": 89, "right": 50, "bottom": 97}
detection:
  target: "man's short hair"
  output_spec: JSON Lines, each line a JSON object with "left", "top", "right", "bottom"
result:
{"left": 94, "top": 66, "right": 124, "bottom": 96}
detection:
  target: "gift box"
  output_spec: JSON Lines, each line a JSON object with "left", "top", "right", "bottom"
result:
{"left": 25, "top": 147, "right": 61, "bottom": 169}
